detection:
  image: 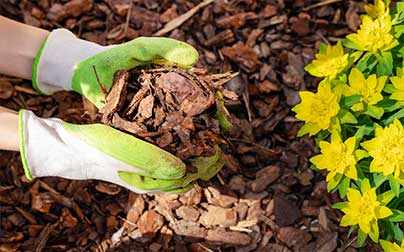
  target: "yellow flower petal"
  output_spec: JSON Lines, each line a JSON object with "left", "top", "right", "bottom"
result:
{"left": 344, "top": 165, "right": 357, "bottom": 180}
{"left": 361, "top": 179, "right": 371, "bottom": 193}
{"left": 340, "top": 214, "right": 357, "bottom": 226}
{"left": 310, "top": 155, "right": 327, "bottom": 170}
{"left": 347, "top": 188, "right": 361, "bottom": 202}
{"left": 390, "top": 92, "right": 404, "bottom": 101}
{"left": 391, "top": 75, "right": 404, "bottom": 90}
{"left": 363, "top": 119, "right": 404, "bottom": 178}
{"left": 365, "top": 0, "right": 387, "bottom": 19}
{"left": 354, "top": 149, "right": 369, "bottom": 161}
{"left": 375, "top": 206, "right": 393, "bottom": 219}
{"left": 304, "top": 41, "right": 349, "bottom": 79}
{"left": 293, "top": 86, "right": 340, "bottom": 136}
{"left": 359, "top": 218, "right": 371, "bottom": 233}
{"left": 368, "top": 220, "right": 379, "bottom": 242}
{"left": 346, "top": 14, "right": 397, "bottom": 53}
{"left": 380, "top": 240, "right": 404, "bottom": 252}
{"left": 349, "top": 68, "right": 366, "bottom": 88}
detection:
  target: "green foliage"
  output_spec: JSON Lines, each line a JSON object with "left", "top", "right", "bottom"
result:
{"left": 293, "top": 0, "right": 404, "bottom": 250}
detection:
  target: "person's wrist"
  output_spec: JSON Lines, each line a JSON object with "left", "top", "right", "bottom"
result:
{"left": 0, "top": 107, "right": 19, "bottom": 152}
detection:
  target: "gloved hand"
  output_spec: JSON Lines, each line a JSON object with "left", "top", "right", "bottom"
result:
{"left": 32, "top": 28, "right": 199, "bottom": 108}
{"left": 19, "top": 110, "right": 186, "bottom": 193}
{"left": 19, "top": 110, "right": 224, "bottom": 193}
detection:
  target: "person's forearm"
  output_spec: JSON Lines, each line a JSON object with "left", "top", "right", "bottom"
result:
{"left": 0, "top": 106, "right": 19, "bottom": 152}
{"left": 0, "top": 16, "right": 49, "bottom": 79}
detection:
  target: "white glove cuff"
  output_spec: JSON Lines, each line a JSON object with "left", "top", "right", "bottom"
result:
{"left": 34, "top": 28, "right": 107, "bottom": 95}
{"left": 19, "top": 110, "right": 89, "bottom": 179}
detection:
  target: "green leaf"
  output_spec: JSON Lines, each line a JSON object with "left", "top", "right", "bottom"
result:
{"left": 349, "top": 51, "right": 364, "bottom": 65}
{"left": 389, "top": 176, "right": 401, "bottom": 197}
{"left": 394, "top": 25, "right": 404, "bottom": 38}
{"left": 215, "top": 91, "right": 232, "bottom": 133}
{"left": 383, "top": 108, "right": 404, "bottom": 125}
{"left": 393, "top": 5, "right": 404, "bottom": 25}
{"left": 331, "top": 202, "right": 348, "bottom": 209}
{"left": 364, "top": 105, "right": 384, "bottom": 119}
{"left": 387, "top": 209, "right": 404, "bottom": 222}
{"left": 389, "top": 188, "right": 404, "bottom": 209}
{"left": 354, "top": 125, "right": 374, "bottom": 142}
{"left": 315, "top": 130, "right": 330, "bottom": 145}
{"left": 376, "top": 52, "right": 393, "bottom": 76}
{"left": 338, "top": 109, "right": 358, "bottom": 124}
{"left": 348, "top": 225, "right": 357, "bottom": 237}
{"left": 341, "top": 95, "right": 361, "bottom": 108}
{"left": 343, "top": 38, "right": 363, "bottom": 51}
{"left": 318, "top": 43, "right": 328, "bottom": 54}
{"left": 356, "top": 52, "right": 377, "bottom": 72}
{"left": 386, "top": 222, "right": 404, "bottom": 242}
{"left": 338, "top": 176, "right": 350, "bottom": 198}
{"left": 357, "top": 229, "right": 367, "bottom": 247}
{"left": 378, "top": 98, "right": 402, "bottom": 112}
{"left": 297, "top": 123, "right": 312, "bottom": 137}
{"left": 378, "top": 190, "right": 395, "bottom": 205}
{"left": 384, "top": 84, "right": 398, "bottom": 94}
{"left": 374, "top": 173, "right": 388, "bottom": 189}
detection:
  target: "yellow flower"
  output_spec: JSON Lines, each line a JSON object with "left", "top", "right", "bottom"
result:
{"left": 380, "top": 239, "right": 404, "bottom": 252}
{"left": 292, "top": 85, "right": 340, "bottom": 136}
{"left": 340, "top": 179, "right": 393, "bottom": 242}
{"left": 389, "top": 67, "right": 404, "bottom": 101}
{"left": 344, "top": 68, "right": 387, "bottom": 111}
{"left": 311, "top": 133, "right": 368, "bottom": 191}
{"left": 361, "top": 119, "right": 404, "bottom": 185}
{"left": 346, "top": 15, "right": 398, "bottom": 54}
{"left": 305, "top": 41, "right": 349, "bottom": 79}
{"left": 364, "top": 0, "right": 388, "bottom": 19}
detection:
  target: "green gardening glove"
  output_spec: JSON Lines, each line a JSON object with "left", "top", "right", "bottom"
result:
{"left": 119, "top": 145, "right": 225, "bottom": 193}
{"left": 19, "top": 110, "right": 186, "bottom": 193}
{"left": 32, "top": 28, "right": 199, "bottom": 108}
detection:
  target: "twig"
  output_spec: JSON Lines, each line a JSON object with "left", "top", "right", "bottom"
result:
{"left": 117, "top": 215, "right": 137, "bottom": 227}
{"left": 217, "top": 173, "right": 225, "bottom": 185}
{"left": 35, "top": 223, "right": 57, "bottom": 252}
{"left": 315, "top": 31, "right": 331, "bottom": 45}
{"left": 154, "top": 0, "right": 215, "bottom": 36}
{"left": 260, "top": 215, "right": 278, "bottom": 231}
{"left": 242, "top": 92, "right": 252, "bottom": 122}
{"left": 303, "top": 0, "right": 343, "bottom": 11}
{"left": 92, "top": 65, "right": 108, "bottom": 96}
{"left": 14, "top": 86, "right": 39, "bottom": 95}
{"left": 229, "top": 226, "right": 253, "bottom": 233}
{"left": 124, "top": 0, "right": 133, "bottom": 34}
{"left": 196, "top": 243, "right": 215, "bottom": 252}
{"left": 228, "top": 138, "right": 278, "bottom": 155}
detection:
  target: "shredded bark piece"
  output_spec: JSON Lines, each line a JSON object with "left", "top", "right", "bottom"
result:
{"left": 99, "top": 66, "right": 235, "bottom": 160}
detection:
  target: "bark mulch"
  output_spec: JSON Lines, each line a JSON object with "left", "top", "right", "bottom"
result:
{"left": 0, "top": 0, "right": 381, "bottom": 251}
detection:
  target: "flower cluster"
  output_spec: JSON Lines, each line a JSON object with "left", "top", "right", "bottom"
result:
{"left": 293, "top": 0, "right": 404, "bottom": 249}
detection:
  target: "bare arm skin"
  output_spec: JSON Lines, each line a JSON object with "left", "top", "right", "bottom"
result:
{"left": 0, "top": 16, "right": 49, "bottom": 151}
{"left": 0, "top": 107, "right": 19, "bottom": 151}
{"left": 0, "top": 16, "right": 49, "bottom": 79}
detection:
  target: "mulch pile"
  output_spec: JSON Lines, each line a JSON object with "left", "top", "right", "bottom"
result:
{"left": 0, "top": 0, "right": 381, "bottom": 251}
{"left": 99, "top": 67, "right": 236, "bottom": 160}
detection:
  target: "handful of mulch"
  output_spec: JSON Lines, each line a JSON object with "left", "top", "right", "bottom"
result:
{"left": 98, "top": 66, "right": 237, "bottom": 163}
